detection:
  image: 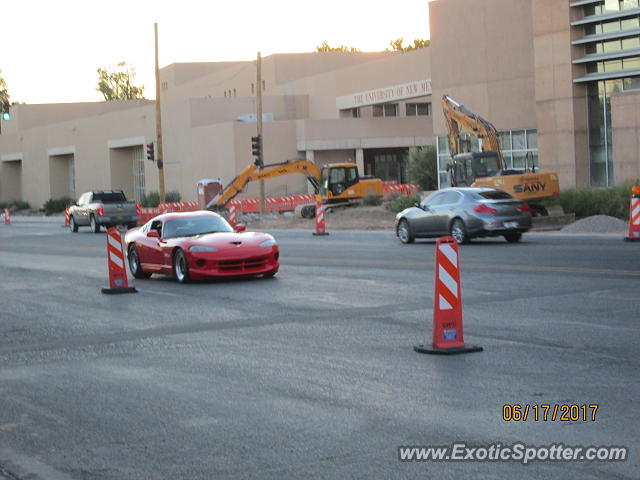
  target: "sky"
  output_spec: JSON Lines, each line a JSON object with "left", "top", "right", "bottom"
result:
{"left": 2, "top": 0, "right": 431, "bottom": 104}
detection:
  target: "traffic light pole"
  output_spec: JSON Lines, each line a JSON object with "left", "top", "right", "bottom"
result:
{"left": 154, "top": 23, "right": 166, "bottom": 203}
{"left": 256, "top": 51, "right": 265, "bottom": 216}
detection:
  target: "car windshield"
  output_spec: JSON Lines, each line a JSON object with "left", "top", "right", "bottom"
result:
{"left": 474, "top": 190, "right": 514, "bottom": 200}
{"left": 92, "top": 192, "right": 127, "bottom": 203}
{"left": 163, "top": 216, "right": 233, "bottom": 238}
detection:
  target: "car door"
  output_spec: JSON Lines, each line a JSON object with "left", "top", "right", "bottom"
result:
{"left": 436, "top": 191, "right": 464, "bottom": 235}
{"left": 76, "top": 193, "right": 90, "bottom": 225}
{"left": 138, "top": 220, "right": 164, "bottom": 271}
{"left": 411, "top": 192, "right": 445, "bottom": 236}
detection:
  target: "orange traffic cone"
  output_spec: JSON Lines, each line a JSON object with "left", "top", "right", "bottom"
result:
{"left": 3, "top": 208, "right": 10, "bottom": 225}
{"left": 624, "top": 186, "right": 640, "bottom": 242}
{"left": 102, "top": 227, "right": 137, "bottom": 294}
{"left": 414, "top": 236, "right": 482, "bottom": 355}
{"left": 313, "top": 196, "right": 329, "bottom": 236}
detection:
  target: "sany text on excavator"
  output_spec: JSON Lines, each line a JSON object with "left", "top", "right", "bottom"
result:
{"left": 442, "top": 94, "right": 559, "bottom": 216}
{"left": 206, "top": 159, "right": 384, "bottom": 217}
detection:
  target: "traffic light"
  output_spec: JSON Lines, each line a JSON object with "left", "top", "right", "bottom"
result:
{"left": 146, "top": 142, "right": 155, "bottom": 162}
{"left": 251, "top": 134, "right": 263, "bottom": 167}
{"left": 1, "top": 101, "right": 10, "bottom": 121}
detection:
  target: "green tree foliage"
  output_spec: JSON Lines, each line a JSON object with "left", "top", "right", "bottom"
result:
{"left": 0, "top": 69, "right": 10, "bottom": 108}
{"left": 408, "top": 146, "right": 438, "bottom": 191}
{"left": 316, "top": 42, "right": 360, "bottom": 52}
{"left": 388, "top": 38, "right": 431, "bottom": 52}
{"left": 96, "top": 62, "right": 145, "bottom": 101}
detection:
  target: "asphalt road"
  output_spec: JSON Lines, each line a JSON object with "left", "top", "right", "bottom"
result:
{"left": 0, "top": 217, "right": 638, "bottom": 479}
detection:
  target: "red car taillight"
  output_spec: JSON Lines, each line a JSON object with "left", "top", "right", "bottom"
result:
{"left": 97, "top": 205, "right": 104, "bottom": 216}
{"left": 473, "top": 204, "right": 497, "bottom": 214}
{"left": 517, "top": 203, "right": 530, "bottom": 213}
{"left": 136, "top": 203, "right": 141, "bottom": 215}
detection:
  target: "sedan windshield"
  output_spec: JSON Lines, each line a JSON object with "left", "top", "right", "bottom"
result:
{"left": 163, "top": 216, "right": 233, "bottom": 238}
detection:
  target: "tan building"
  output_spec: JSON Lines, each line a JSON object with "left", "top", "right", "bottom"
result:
{"left": 2, "top": 0, "right": 639, "bottom": 208}
{"left": 0, "top": 51, "right": 433, "bottom": 208}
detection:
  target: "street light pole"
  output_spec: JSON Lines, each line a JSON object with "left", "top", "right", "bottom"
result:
{"left": 154, "top": 23, "right": 166, "bottom": 203}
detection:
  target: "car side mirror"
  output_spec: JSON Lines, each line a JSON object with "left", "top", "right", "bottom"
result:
{"left": 235, "top": 224, "right": 246, "bottom": 233}
{"left": 147, "top": 231, "right": 160, "bottom": 238}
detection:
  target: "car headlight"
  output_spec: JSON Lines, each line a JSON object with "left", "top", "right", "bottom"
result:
{"left": 189, "top": 245, "right": 218, "bottom": 252}
{"left": 259, "top": 239, "right": 277, "bottom": 247}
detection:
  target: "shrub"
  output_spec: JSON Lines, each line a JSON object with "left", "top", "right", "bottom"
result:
{"left": 0, "top": 200, "right": 31, "bottom": 211}
{"left": 408, "top": 146, "right": 438, "bottom": 191}
{"left": 385, "top": 194, "right": 421, "bottom": 213}
{"left": 165, "top": 190, "right": 182, "bottom": 203}
{"left": 141, "top": 191, "right": 160, "bottom": 208}
{"left": 547, "top": 182, "right": 638, "bottom": 219}
{"left": 362, "top": 193, "right": 382, "bottom": 206}
{"left": 43, "top": 197, "right": 74, "bottom": 216}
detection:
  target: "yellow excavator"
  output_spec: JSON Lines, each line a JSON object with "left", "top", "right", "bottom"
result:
{"left": 442, "top": 94, "right": 560, "bottom": 216}
{"left": 206, "top": 159, "right": 384, "bottom": 217}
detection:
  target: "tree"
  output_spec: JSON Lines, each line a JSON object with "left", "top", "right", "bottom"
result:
{"left": 408, "top": 146, "right": 438, "bottom": 191}
{"left": 388, "top": 37, "right": 431, "bottom": 52}
{"left": 316, "top": 42, "right": 360, "bottom": 53}
{"left": 0, "top": 69, "right": 10, "bottom": 109}
{"left": 96, "top": 61, "right": 145, "bottom": 101}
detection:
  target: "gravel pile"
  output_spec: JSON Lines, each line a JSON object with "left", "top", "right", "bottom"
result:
{"left": 561, "top": 215, "right": 627, "bottom": 234}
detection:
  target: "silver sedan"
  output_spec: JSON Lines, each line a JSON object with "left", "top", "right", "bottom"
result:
{"left": 395, "top": 187, "right": 532, "bottom": 244}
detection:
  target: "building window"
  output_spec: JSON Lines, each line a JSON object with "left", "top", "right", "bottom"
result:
{"left": 352, "top": 108, "right": 360, "bottom": 118}
{"left": 373, "top": 103, "right": 399, "bottom": 117}
{"left": 406, "top": 102, "right": 431, "bottom": 116}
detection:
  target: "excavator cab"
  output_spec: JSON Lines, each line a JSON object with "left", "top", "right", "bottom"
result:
{"left": 320, "top": 164, "right": 360, "bottom": 200}
{"left": 449, "top": 151, "right": 501, "bottom": 187}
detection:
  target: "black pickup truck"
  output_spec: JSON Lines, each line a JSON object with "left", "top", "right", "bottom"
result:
{"left": 68, "top": 190, "right": 140, "bottom": 233}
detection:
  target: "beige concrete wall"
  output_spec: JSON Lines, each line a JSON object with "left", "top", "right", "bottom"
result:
{"left": 612, "top": 90, "right": 640, "bottom": 184}
{"left": 49, "top": 154, "right": 74, "bottom": 199}
{"left": 532, "top": 0, "right": 588, "bottom": 189}
{"left": 0, "top": 160, "right": 22, "bottom": 202}
{"left": 429, "top": 0, "right": 537, "bottom": 134}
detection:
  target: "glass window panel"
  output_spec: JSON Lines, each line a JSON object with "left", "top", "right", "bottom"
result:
{"left": 585, "top": 43, "right": 597, "bottom": 54}
{"left": 512, "top": 152, "right": 527, "bottom": 169}
{"left": 528, "top": 152, "right": 539, "bottom": 169}
{"left": 469, "top": 136, "right": 480, "bottom": 152}
{"left": 621, "top": 17, "right": 639, "bottom": 30}
{"left": 604, "top": 0, "right": 620, "bottom": 12}
{"left": 622, "top": 37, "right": 640, "bottom": 49}
{"left": 498, "top": 131, "right": 511, "bottom": 150}
{"left": 512, "top": 130, "right": 526, "bottom": 150}
{"left": 384, "top": 103, "right": 398, "bottom": 117}
{"left": 437, "top": 136, "right": 450, "bottom": 153}
{"left": 406, "top": 103, "right": 416, "bottom": 116}
{"left": 623, "top": 57, "right": 640, "bottom": 70}
{"left": 584, "top": 4, "right": 596, "bottom": 16}
{"left": 623, "top": 76, "right": 640, "bottom": 90}
{"left": 417, "top": 103, "right": 429, "bottom": 115}
{"left": 602, "top": 20, "right": 621, "bottom": 33}
{"left": 526, "top": 130, "right": 538, "bottom": 149}
{"left": 373, "top": 104, "right": 383, "bottom": 117}
{"left": 603, "top": 39, "right": 622, "bottom": 52}
{"left": 622, "top": 0, "right": 639, "bottom": 8}
{"left": 604, "top": 59, "right": 623, "bottom": 71}
{"left": 587, "top": 63, "right": 599, "bottom": 73}
{"left": 502, "top": 152, "right": 513, "bottom": 169}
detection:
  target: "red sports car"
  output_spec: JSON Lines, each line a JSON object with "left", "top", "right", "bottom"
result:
{"left": 124, "top": 210, "right": 279, "bottom": 283}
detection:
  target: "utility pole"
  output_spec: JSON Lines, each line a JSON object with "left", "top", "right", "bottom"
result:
{"left": 256, "top": 51, "right": 265, "bottom": 216}
{"left": 154, "top": 23, "right": 166, "bottom": 203}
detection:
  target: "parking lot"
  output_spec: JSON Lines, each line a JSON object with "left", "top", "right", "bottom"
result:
{"left": 0, "top": 218, "right": 639, "bottom": 479}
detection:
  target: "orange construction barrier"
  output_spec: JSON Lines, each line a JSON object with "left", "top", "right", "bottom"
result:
{"left": 3, "top": 208, "right": 10, "bottom": 225}
{"left": 624, "top": 186, "right": 640, "bottom": 242}
{"left": 228, "top": 205, "right": 237, "bottom": 228}
{"left": 414, "top": 236, "right": 482, "bottom": 355}
{"left": 101, "top": 227, "right": 137, "bottom": 294}
{"left": 312, "top": 196, "right": 329, "bottom": 236}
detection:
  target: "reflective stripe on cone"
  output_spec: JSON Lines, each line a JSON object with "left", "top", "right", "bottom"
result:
{"left": 102, "top": 227, "right": 137, "bottom": 294}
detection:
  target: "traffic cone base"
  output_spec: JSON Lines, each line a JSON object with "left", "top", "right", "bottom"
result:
{"left": 414, "top": 236, "right": 482, "bottom": 356}
{"left": 101, "top": 286, "right": 138, "bottom": 294}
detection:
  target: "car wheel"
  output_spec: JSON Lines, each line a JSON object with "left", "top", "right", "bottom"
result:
{"left": 128, "top": 244, "right": 151, "bottom": 279}
{"left": 450, "top": 218, "right": 469, "bottom": 244}
{"left": 174, "top": 249, "right": 191, "bottom": 284}
{"left": 90, "top": 215, "right": 101, "bottom": 233}
{"left": 504, "top": 232, "right": 522, "bottom": 243}
{"left": 397, "top": 219, "right": 414, "bottom": 244}
{"left": 69, "top": 216, "right": 78, "bottom": 232}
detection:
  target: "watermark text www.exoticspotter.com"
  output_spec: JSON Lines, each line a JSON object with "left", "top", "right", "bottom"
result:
{"left": 398, "top": 443, "right": 628, "bottom": 465}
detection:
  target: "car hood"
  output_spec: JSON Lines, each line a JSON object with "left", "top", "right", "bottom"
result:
{"left": 171, "top": 231, "right": 275, "bottom": 248}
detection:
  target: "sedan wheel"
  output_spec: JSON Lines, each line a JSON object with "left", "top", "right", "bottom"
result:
{"left": 504, "top": 232, "right": 522, "bottom": 243}
{"left": 450, "top": 218, "right": 469, "bottom": 244}
{"left": 174, "top": 249, "right": 191, "bottom": 284}
{"left": 397, "top": 219, "right": 414, "bottom": 244}
{"left": 69, "top": 216, "right": 78, "bottom": 232}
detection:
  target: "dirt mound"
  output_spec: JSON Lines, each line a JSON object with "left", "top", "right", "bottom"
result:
{"left": 561, "top": 215, "right": 627, "bottom": 234}
{"left": 243, "top": 206, "right": 397, "bottom": 231}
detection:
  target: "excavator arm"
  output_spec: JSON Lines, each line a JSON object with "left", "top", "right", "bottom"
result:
{"left": 441, "top": 95, "right": 506, "bottom": 168}
{"left": 206, "top": 159, "right": 322, "bottom": 209}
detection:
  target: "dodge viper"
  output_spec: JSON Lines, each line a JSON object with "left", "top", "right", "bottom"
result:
{"left": 124, "top": 210, "right": 279, "bottom": 283}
